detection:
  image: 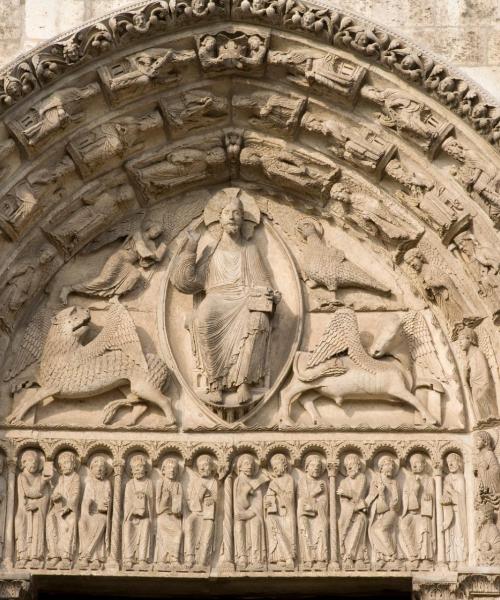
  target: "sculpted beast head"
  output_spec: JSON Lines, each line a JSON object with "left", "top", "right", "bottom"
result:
{"left": 51, "top": 306, "right": 91, "bottom": 340}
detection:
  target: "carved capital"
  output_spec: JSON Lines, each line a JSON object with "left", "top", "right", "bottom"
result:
{"left": 0, "top": 579, "right": 32, "bottom": 600}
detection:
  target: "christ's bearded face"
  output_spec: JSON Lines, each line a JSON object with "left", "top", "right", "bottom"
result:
{"left": 220, "top": 201, "right": 243, "bottom": 235}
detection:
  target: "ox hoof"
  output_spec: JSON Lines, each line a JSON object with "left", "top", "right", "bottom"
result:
{"left": 279, "top": 416, "right": 295, "bottom": 429}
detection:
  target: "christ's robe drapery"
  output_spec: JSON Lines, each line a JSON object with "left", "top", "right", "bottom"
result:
{"left": 123, "top": 478, "right": 154, "bottom": 563}
{"left": 46, "top": 472, "right": 81, "bottom": 560}
{"left": 155, "top": 479, "right": 183, "bottom": 564}
{"left": 15, "top": 472, "right": 50, "bottom": 562}
{"left": 172, "top": 237, "right": 273, "bottom": 391}
{"left": 78, "top": 477, "right": 111, "bottom": 563}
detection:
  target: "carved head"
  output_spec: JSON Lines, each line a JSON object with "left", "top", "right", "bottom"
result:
{"left": 458, "top": 327, "right": 478, "bottom": 351}
{"left": 57, "top": 451, "right": 77, "bottom": 475}
{"left": 270, "top": 453, "right": 289, "bottom": 476}
{"left": 403, "top": 248, "right": 425, "bottom": 272}
{"left": 296, "top": 218, "right": 323, "bottom": 241}
{"left": 330, "top": 182, "right": 351, "bottom": 204}
{"left": 200, "top": 35, "right": 217, "bottom": 52}
{"left": 305, "top": 454, "right": 324, "bottom": 479}
{"left": 302, "top": 11, "right": 316, "bottom": 26}
{"left": 442, "top": 138, "right": 465, "bottom": 161}
{"left": 247, "top": 35, "right": 262, "bottom": 51}
{"left": 378, "top": 455, "right": 396, "bottom": 478}
{"left": 21, "top": 449, "right": 40, "bottom": 474}
{"left": 62, "top": 41, "right": 80, "bottom": 64}
{"left": 89, "top": 456, "right": 108, "bottom": 480}
{"left": 161, "top": 457, "right": 178, "bottom": 480}
{"left": 477, "top": 502, "right": 496, "bottom": 527}
{"left": 4, "top": 76, "right": 22, "bottom": 99}
{"left": 130, "top": 454, "right": 148, "bottom": 479}
{"left": 132, "top": 13, "right": 147, "bottom": 27}
{"left": 196, "top": 454, "right": 215, "bottom": 478}
{"left": 143, "top": 220, "right": 163, "bottom": 240}
{"left": 51, "top": 306, "right": 91, "bottom": 339}
{"left": 409, "top": 453, "right": 426, "bottom": 475}
{"left": 344, "top": 453, "right": 362, "bottom": 478}
{"left": 474, "top": 431, "right": 493, "bottom": 451}
{"left": 39, "top": 247, "right": 57, "bottom": 265}
{"left": 237, "top": 453, "right": 256, "bottom": 477}
{"left": 219, "top": 197, "right": 243, "bottom": 236}
{"left": 446, "top": 453, "right": 463, "bottom": 474}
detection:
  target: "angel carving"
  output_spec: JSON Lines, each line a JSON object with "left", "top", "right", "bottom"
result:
{"left": 59, "top": 215, "right": 168, "bottom": 305}
{"left": 279, "top": 307, "right": 439, "bottom": 427}
{"left": 5, "top": 299, "right": 174, "bottom": 427}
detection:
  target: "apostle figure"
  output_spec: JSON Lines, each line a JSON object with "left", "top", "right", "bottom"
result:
{"left": 441, "top": 453, "right": 468, "bottom": 569}
{"left": 264, "top": 453, "right": 296, "bottom": 571}
{"left": 155, "top": 457, "right": 183, "bottom": 570}
{"left": 337, "top": 453, "right": 369, "bottom": 570}
{"left": 234, "top": 453, "right": 268, "bottom": 571}
{"left": 184, "top": 454, "right": 218, "bottom": 570}
{"left": 366, "top": 455, "right": 400, "bottom": 570}
{"left": 171, "top": 188, "right": 280, "bottom": 405}
{"left": 477, "top": 502, "right": 500, "bottom": 565}
{"left": 297, "top": 454, "right": 328, "bottom": 571}
{"left": 474, "top": 431, "right": 500, "bottom": 497}
{"left": 15, "top": 450, "right": 51, "bottom": 568}
{"left": 122, "top": 454, "right": 153, "bottom": 571}
{"left": 78, "top": 456, "right": 112, "bottom": 570}
{"left": 400, "top": 453, "right": 435, "bottom": 570}
{"left": 46, "top": 451, "right": 81, "bottom": 569}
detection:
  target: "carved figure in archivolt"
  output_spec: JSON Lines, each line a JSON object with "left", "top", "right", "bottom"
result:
{"left": 233, "top": 92, "right": 305, "bottom": 133}
{"left": 441, "top": 453, "right": 467, "bottom": 569}
{"left": 280, "top": 307, "right": 438, "bottom": 427}
{"left": 366, "top": 455, "right": 400, "bottom": 570}
{"left": 268, "top": 50, "right": 365, "bottom": 101}
{"left": 162, "top": 90, "right": 228, "bottom": 133}
{"left": 197, "top": 32, "right": 268, "bottom": 73}
{"left": 477, "top": 503, "right": 500, "bottom": 565}
{"left": 458, "top": 328, "right": 498, "bottom": 422}
{"left": 59, "top": 218, "right": 167, "bottom": 304}
{"left": 78, "top": 456, "right": 112, "bottom": 570}
{"left": 0, "top": 246, "right": 56, "bottom": 331}
{"left": 6, "top": 300, "right": 174, "bottom": 427}
{"left": 11, "top": 84, "right": 99, "bottom": 149}
{"left": 123, "top": 454, "right": 153, "bottom": 571}
{"left": 329, "top": 183, "right": 422, "bottom": 253}
{"left": 297, "top": 454, "right": 328, "bottom": 571}
{"left": 400, "top": 453, "right": 435, "bottom": 569}
{"left": 100, "top": 48, "right": 196, "bottom": 101}
{"left": 264, "top": 454, "right": 296, "bottom": 571}
{"left": 337, "top": 454, "right": 369, "bottom": 570}
{"left": 46, "top": 451, "right": 81, "bottom": 570}
{"left": 234, "top": 453, "right": 268, "bottom": 571}
{"left": 15, "top": 450, "right": 51, "bottom": 569}
{"left": 474, "top": 431, "right": 500, "bottom": 498}
{"left": 155, "top": 457, "right": 183, "bottom": 570}
{"left": 296, "top": 218, "right": 391, "bottom": 299}
{"left": 0, "top": 455, "right": 6, "bottom": 561}
{"left": 184, "top": 454, "right": 218, "bottom": 571}
{"left": 171, "top": 188, "right": 281, "bottom": 406}
{"left": 403, "top": 248, "right": 466, "bottom": 337}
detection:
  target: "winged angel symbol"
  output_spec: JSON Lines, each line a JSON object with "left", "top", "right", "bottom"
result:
{"left": 4, "top": 299, "right": 174, "bottom": 427}
{"left": 280, "top": 307, "right": 443, "bottom": 426}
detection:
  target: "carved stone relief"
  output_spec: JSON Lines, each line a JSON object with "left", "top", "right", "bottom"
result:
{"left": 0, "top": 0, "right": 498, "bottom": 595}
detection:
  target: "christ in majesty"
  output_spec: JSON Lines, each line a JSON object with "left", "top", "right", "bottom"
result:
{"left": 171, "top": 195, "right": 280, "bottom": 405}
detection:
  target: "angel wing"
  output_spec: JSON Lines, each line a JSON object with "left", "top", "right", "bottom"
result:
{"left": 307, "top": 308, "right": 363, "bottom": 368}
{"left": 82, "top": 210, "right": 146, "bottom": 254}
{"left": 79, "top": 300, "right": 147, "bottom": 371}
{"left": 401, "top": 311, "right": 444, "bottom": 381}
{"left": 3, "top": 308, "right": 52, "bottom": 384}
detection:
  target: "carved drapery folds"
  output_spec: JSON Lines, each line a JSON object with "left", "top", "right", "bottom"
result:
{"left": 0, "top": 0, "right": 499, "bottom": 592}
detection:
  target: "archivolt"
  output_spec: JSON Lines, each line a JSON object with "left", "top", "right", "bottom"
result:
{"left": 0, "top": 0, "right": 498, "bottom": 366}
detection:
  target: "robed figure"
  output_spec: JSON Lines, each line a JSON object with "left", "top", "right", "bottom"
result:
{"left": 46, "top": 451, "right": 81, "bottom": 569}
{"left": 400, "top": 454, "right": 435, "bottom": 569}
{"left": 15, "top": 450, "right": 51, "bottom": 568}
{"left": 441, "top": 453, "right": 468, "bottom": 568}
{"left": 171, "top": 190, "right": 280, "bottom": 405}
{"left": 337, "top": 454, "right": 369, "bottom": 570}
{"left": 155, "top": 457, "right": 183, "bottom": 569}
{"left": 78, "top": 456, "right": 112, "bottom": 570}
{"left": 297, "top": 455, "right": 328, "bottom": 570}
{"left": 122, "top": 455, "right": 154, "bottom": 570}
{"left": 234, "top": 453, "right": 268, "bottom": 571}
